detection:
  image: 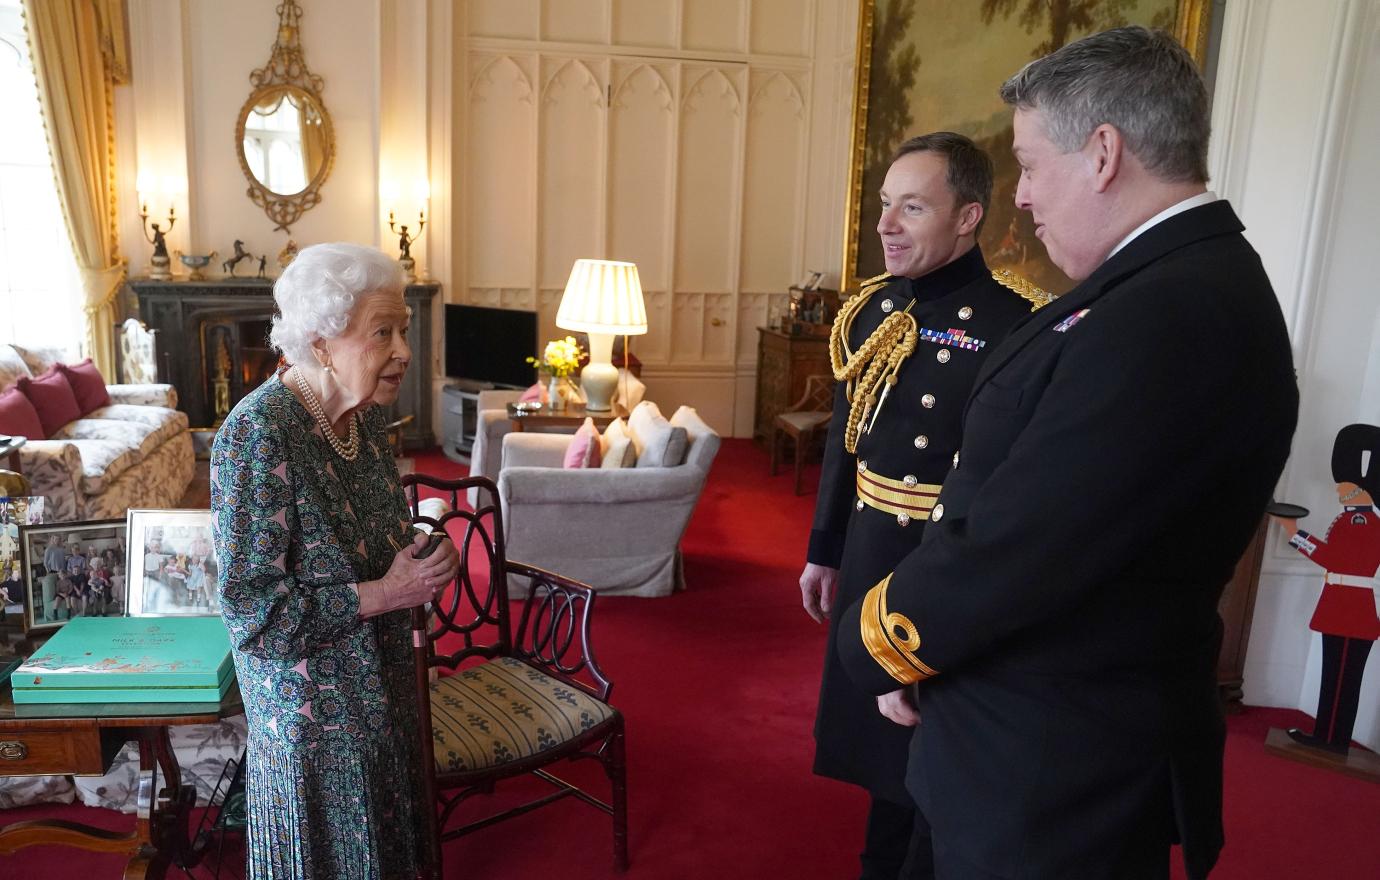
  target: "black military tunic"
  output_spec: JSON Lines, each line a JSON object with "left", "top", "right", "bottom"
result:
{"left": 836, "top": 201, "right": 1298, "bottom": 878}
{"left": 808, "top": 246, "right": 1034, "bottom": 802}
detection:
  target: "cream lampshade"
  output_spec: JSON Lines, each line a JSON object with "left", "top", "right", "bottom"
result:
{"left": 556, "top": 259, "right": 648, "bottom": 412}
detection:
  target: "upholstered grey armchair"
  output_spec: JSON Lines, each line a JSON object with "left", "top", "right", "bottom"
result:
{"left": 496, "top": 406, "right": 720, "bottom": 598}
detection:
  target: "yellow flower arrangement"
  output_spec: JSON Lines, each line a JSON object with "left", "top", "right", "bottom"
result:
{"left": 527, "top": 336, "right": 585, "bottom": 378}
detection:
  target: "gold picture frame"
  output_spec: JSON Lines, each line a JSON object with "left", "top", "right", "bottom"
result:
{"left": 842, "top": 0, "right": 1216, "bottom": 294}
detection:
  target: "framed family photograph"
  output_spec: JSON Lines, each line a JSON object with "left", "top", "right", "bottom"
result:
{"left": 1, "top": 496, "right": 46, "bottom": 618}
{"left": 19, "top": 519, "right": 128, "bottom": 634}
{"left": 125, "top": 509, "right": 218, "bottom": 616}
{"left": 842, "top": 0, "right": 1215, "bottom": 293}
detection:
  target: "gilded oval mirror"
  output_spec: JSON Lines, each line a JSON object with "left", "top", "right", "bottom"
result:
{"left": 234, "top": 2, "right": 333, "bottom": 231}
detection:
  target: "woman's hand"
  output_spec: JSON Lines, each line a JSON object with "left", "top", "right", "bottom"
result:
{"left": 357, "top": 532, "right": 459, "bottom": 618}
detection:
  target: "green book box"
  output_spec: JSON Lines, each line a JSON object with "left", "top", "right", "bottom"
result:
{"left": 11, "top": 617, "right": 235, "bottom": 704}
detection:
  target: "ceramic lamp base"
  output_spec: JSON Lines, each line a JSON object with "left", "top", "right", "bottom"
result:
{"left": 580, "top": 332, "right": 618, "bottom": 412}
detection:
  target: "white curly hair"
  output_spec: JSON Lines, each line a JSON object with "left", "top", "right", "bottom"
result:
{"left": 269, "top": 243, "right": 406, "bottom": 365}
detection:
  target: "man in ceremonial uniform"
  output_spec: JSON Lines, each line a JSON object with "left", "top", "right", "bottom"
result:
{"left": 836, "top": 28, "right": 1298, "bottom": 879}
{"left": 1275, "top": 423, "right": 1380, "bottom": 755}
{"left": 800, "top": 132, "right": 1039, "bottom": 879}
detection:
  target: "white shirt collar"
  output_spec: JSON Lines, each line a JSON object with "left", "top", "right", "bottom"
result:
{"left": 1108, "top": 190, "right": 1218, "bottom": 259}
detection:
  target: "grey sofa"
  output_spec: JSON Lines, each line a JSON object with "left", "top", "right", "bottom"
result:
{"left": 497, "top": 406, "right": 720, "bottom": 597}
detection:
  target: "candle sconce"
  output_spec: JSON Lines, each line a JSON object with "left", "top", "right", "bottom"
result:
{"left": 140, "top": 200, "right": 176, "bottom": 281}
{"left": 388, "top": 210, "right": 426, "bottom": 282}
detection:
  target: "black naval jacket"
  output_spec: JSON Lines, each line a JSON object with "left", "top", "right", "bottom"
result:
{"left": 808, "top": 246, "right": 1035, "bottom": 803}
{"left": 838, "top": 201, "right": 1298, "bottom": 878}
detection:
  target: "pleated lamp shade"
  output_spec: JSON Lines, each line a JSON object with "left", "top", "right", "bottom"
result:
{"left": 555, "top": 259, "right": 648, "bottom": 336}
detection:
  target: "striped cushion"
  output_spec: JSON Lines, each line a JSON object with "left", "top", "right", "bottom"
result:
{"left": 430, "top": 656, "right": 616, "bottom": 773}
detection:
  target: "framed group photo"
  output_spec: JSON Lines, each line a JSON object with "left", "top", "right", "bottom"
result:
{"left": 1, "top": 496, "right": 45, "bottom": 618}
{"left": 19, "top": 519, "right": 127, "bottom": 634}
{"left": 126, "top": 508, "right": 218, "bottom": 616}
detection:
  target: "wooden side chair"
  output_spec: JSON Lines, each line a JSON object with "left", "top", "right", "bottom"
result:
{"left": 112, "top": 318, "right": 166, "bottom": 385}
{"left": 401, "top": 473, "right": 629, "bottom": 877}
{"left": 769, "top": 374, "right": 835, "bottom": 495}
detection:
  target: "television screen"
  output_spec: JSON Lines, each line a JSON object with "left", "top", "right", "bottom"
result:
{"left": 444, "top": 304, "right": 537, "bottom": 388}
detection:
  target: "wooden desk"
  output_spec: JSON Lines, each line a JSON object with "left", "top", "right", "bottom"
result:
{"left": 506, "top": 402, "right": 627, "bottom": 433}
{"left": 0, "top": 681, "right": 243, "bottom": 879}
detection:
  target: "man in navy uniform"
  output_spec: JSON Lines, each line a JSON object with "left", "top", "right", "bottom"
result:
{"left": 1275, "top": 423, "right": 1380, "bottom": 755}
{"left": 800, "top": 132, "right": 1040, "bottom": 879}
{"left": 837, "top": 28, "right": 1298, "bottom": 879}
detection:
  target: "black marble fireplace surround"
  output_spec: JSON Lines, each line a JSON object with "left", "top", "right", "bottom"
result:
{"left": 127, "top": 278, "right": 438, "bottom": 449}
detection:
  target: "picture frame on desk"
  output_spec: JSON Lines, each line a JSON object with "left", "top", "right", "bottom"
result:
{"left": 18, "top": 519, "right": 127, "bottom": 634}
{"left": 126, "top": 509, "right": 218, "bottom": 617}
{"left": 2, "top": 496, "right": 46, "bottom": 619}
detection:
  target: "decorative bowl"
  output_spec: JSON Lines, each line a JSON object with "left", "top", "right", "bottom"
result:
{"left": 176, "top": 251, "right": 217, "bottom": 281}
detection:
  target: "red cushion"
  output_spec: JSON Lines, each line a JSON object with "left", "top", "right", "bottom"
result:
{"left": 0, "top": 386, "right": 45, "bottom": 440}
{"left": 17, "top": 368, "right": 81, "bottom": 437}
{"left": 57, "top": 359, "right": 110, "bottom": 415}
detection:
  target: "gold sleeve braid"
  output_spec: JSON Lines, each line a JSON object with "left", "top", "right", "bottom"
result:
{"left": 830, "top": 275, "right": 917, "bottom": 454}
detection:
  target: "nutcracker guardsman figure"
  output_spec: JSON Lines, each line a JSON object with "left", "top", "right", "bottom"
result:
{"left": 1275, "top": 423, "right": 1380, "bottom": 754}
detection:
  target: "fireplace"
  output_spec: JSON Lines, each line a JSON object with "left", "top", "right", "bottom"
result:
{"left": 126, "top": 278, "right": 438, "bottom": 448}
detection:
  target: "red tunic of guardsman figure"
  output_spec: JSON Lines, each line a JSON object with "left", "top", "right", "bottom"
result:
{"left": 1275, "top": 423, "right": 1380, "bottom": 754}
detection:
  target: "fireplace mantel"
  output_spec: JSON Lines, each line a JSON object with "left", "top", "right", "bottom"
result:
{"left": 127, "top": 278, "right": 438, "bottom": 449}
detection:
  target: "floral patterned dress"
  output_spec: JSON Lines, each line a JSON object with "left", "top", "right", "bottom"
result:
{"left": 211, "top": 377, "right": 423, "bottom": 880}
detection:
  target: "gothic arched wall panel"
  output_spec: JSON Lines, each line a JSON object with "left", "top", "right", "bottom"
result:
{"left": 467, "top": 54, "right": 536, "bottom": 288}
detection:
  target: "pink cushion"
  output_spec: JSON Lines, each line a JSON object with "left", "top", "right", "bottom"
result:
{"left": 0, "top": 386, "right": 45, "bottom": 440}
{"left": 57, "top": 359, "right": 110, "bottom": 415}
{"left": 562, "top": 417, "right": 603, "bottom": 469}
{"left": 519, "top": 382, "right": 548, "bottom": 404}
{"left": 17, "top": 367, "right": 81, "bottom": 437}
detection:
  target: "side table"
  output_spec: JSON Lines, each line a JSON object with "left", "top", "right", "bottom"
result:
{"left": 506, "top": 402, "right": 628, "bottom": 433}
{"left": 0, "top": 681, "right": 244, "bottom": 879}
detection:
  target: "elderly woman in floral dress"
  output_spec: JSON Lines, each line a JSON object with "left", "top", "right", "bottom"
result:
{"left": 212, "top": 242, "right": 458, "bottom": 879}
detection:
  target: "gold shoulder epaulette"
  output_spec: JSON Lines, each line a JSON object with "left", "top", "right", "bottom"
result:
{"left": 843, "top": 272, "right": 892, "bottom": 303}
{"left": 991, "top": 268, "right": 1055, "bottom": 312}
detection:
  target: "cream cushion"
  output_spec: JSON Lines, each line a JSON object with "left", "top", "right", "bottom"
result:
{"left": 627, "top": 401, "right": 688, "bottom": 468}
{"left": 600, "top": 418, "right": 635, "bottom": 469}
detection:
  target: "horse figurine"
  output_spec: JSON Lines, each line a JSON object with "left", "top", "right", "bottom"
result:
{"left": 222, "top": 240, "right": 254, "bottom": 276}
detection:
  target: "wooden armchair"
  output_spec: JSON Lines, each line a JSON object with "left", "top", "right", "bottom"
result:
{"left": 112, "top": 318, "right": 167, "bottom": 385}
{"left": 769, "top": 373, "right": 835, "bottom": 495}
{"left": 401, "top": 473, "right": 629, "bottom": 877}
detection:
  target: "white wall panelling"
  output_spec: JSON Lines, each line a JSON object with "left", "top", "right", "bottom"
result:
{"left": 1221, "top": 0, "right": 1380, "bottom": 750}
{"left": 538, "top": 57, "right": 606, "bottom": 288}
{"left": 466, "top": 54, "right": 536, "bottom": 287}
{"left": 457, "top": 0, "right": 848, "bottom": 434}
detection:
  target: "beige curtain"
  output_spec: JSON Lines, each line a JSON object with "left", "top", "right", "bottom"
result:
{"left": 23, "top": 0, "right": 125, "bottom": 380}
{"left": 297, "top": 95, "right": 327, "bottom": 188}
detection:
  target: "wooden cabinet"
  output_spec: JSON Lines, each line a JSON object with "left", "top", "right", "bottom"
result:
{"left": 1217, "top": 517, "right": 1267, "bottom": 709}
{"left": 754, "top": 328, "right": 832, "bottom": 445}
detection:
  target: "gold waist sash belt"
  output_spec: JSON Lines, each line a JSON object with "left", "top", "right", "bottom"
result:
{"left": 856, "top": 469, "right": 942, "bottom": 521}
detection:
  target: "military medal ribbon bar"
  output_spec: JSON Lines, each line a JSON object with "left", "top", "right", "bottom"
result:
{"left": 918, "top": 327, "right": 986, "bottom": 351}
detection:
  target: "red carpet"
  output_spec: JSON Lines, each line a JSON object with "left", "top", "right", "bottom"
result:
{"left": 4, "top": 440, "right": 1379, "bottom": 878}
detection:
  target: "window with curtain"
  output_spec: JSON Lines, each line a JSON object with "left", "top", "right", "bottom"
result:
{"left": 0, "top": 0, "right": 84, "bottom": 354}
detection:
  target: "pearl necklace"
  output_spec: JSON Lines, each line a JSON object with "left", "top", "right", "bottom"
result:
{"left": 291, "top": 367, "right": 360, "bottom": 461}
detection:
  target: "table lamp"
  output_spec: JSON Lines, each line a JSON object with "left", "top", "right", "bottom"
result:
{"left": 556, "top": 259, "right": 648, "bottom": 412}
